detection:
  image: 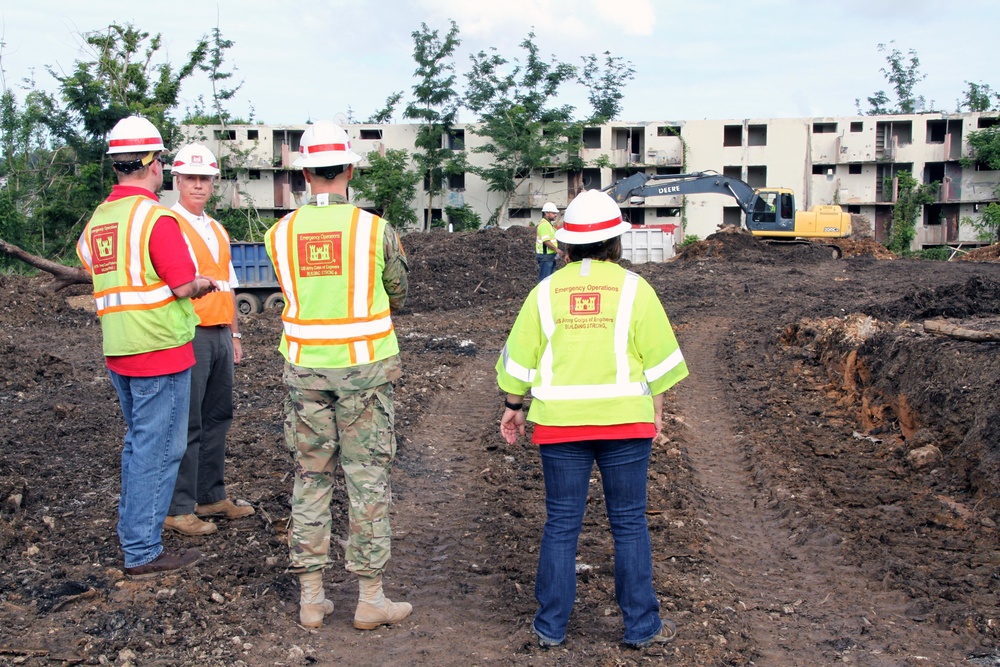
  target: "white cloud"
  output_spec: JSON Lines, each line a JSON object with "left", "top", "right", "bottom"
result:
{"left": 592, "top": 0, "right": 656, "bottom": 36}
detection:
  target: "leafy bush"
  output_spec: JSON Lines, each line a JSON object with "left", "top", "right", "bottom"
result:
{"left": 915, "top": 246, "right": 951, "bottom": 261}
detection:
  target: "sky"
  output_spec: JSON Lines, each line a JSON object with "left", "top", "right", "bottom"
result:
{"left": 1, "top": 0, "right": 998, "bottom": 127}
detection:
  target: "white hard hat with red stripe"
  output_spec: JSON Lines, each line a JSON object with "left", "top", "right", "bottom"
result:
{"left": 106, "top": 116, "right": 165, "bottom": 154}
{"left": 172, "top": 144, "right": 221, "bottom": 176}
{"left": 555, "top": 190, "right": 632, "bottom": 244}
{"left": 293, "top": 121, "right": 362, "bottom": 168}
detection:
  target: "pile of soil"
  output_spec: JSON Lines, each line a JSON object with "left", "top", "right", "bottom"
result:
{"left": 960, "top": 242, "right": 1000, "bottom": 262}
{"left": 2, "top": 231, "right": 1000, "bottom": 666}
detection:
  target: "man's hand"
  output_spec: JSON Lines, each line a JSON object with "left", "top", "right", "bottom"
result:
{"left": 172, "top": 275, "right": 219, "bottom": 300}
{"left": 232, "top": 338, "right": 243, "bottom": 365}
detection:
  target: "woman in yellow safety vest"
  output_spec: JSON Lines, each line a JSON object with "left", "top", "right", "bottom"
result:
{"left": 496, "top": 189, "right": 688, "bottom": 649}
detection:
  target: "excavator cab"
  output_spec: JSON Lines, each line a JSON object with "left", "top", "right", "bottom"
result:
{"left": 747, "top": 189, "right": 795, "bottom": 233}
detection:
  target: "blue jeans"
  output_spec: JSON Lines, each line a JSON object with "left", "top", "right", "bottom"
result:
{"left": 534, "top": 438, "right": 662, "bottom": 646}
{"left": 109, "top": 368, "right": 191, "bottom": 568}
{"left": 537, "top": 254, "right": 557, "bottom": 281}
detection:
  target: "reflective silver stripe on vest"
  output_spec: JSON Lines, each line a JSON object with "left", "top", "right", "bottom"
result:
{"left": 129, "top": 200, "right": 157, "bottom": 285}
{"left": 531, "top": 382, "right": 650, "bottom": 400}
{"left": 94, "top": 284, "right": 175, "bottom": 312}
{"left": 270, "top": 212, "right": 299, "bottom": 360}
{"left": 284, "top": 316, "right": 392, "bottom": 341}
{"left": 350, "top": 211, "right": 376, "bottom": 364}
{"left": 532, "top": 259, "right": 649, "bottom": 400}
{"left": 500, "top": 345, "right": 537, "bottom": 383}
{"left": 215, "top": 281, "right": 232, "bottom": 293}
{"left": 644, "top": 347, "right": 685, "bottom": 383}
{"left": 78, "top": 235, "right": 93, "bottom": 269}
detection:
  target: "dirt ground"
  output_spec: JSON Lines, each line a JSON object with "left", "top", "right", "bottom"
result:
{"left": 2, "top": 226, "right": 1000, "bottom": 667}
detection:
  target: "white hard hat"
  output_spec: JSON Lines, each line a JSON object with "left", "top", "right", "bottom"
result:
{"left": 172, "top": 144, "right": 220, "bottom": 176}
{"left": 107, "top": 116, "right": 165, "bottom": 154}
{"left": 555, "top": 190, "right": 632, "bottom": 245}
{"left": 541, "top": 202, "right": 559, "bottom": 213}
{"left": 293, "top": 121, "right": 362, "bottom": 168}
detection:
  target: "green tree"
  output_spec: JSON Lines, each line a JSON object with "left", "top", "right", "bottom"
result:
{"left": 887, "top": 170, "right": 936, "bottom": 255}
{"left": 578, "top": 51, "right": 635, "bottom": 123}
{"left": 959, "top": 81, "right": 999, "bottom": 112}
{"left": 464, "top": 31, "right": 581, "bottom": 226}
{"left": 964, "top": 126, "right": 1000, "bottom": 170}
{"left": 965, "top": 203, "right": 1000, "bottom": 243}
{"left": 0, "top": 23, "right": 207, "bottom": 263}
{"left": 856, "top": 42, "right": 926, "bottom": 115}
{"left": 367, "top": 91, "right": 404, "bottom": 124}
{"left": 351, "top": 148, "right": 420, "bottom": 229}
{"left": 194, "top": 24, "right": 244, "bottom": 126}
{"left": 403, "top": 20, "right": 464, "bottom": 231}
{"left": 443, "top": 203, "right": 481, "bottom": 231}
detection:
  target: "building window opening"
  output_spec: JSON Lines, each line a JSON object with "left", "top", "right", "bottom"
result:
{"left": 247, "top": 129, "right": 259, "bottom": 140}
{"left": 812, "top": 122, "right": 837, "bottom": 133}
{"left": 360, "top": 129, "right": 383, "bottom": 140}
{"left": 748, "top": 124, "right": 767, "bottom": 146}
{"left": 723, "top": 125, "right": 742, "bottom": 147}
{"left": 582, "top": 127, "right": 602, "bottom": 149}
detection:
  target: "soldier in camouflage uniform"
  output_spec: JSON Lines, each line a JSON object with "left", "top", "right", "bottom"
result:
{"left": 264, "top": 121, "right": 411, "bottom": 630}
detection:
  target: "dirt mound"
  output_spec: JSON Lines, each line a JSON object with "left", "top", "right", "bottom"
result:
{"left": 830, "top": 237, "right": 897, "bottom": 259}
{"left": 958, "top": 242, "right": 1000, "bottom": 262}
{"left": 863, "top": 275, "right": 1000, "bottom": 321}
{"left": 677, "top": 227, "right": 854, "bottom": 263}
{"left": 401, "top": 226, "right": 537, "bottom": 312}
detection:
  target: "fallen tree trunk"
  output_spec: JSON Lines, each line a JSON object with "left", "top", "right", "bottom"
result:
{"left": 0, "top": 238, "right": 91, "bottom": 291}
{"left": 924, "top": 319, "right": 1000, "bottom": 342}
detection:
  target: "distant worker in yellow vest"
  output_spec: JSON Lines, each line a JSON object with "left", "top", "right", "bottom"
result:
{"left": 76, "top": 116, "right": 217, "bottom": 580}
{"left": 535, "top": 201, "right": 563, "bottom": 281}
{"left": 264, "top": 121, "right": 411, "bottom": 631}
{"left": 163, "top": 144, "right": 255, "bottom": 537}
{"left": 497, "top": 189, "right": 689, "bottom": 649}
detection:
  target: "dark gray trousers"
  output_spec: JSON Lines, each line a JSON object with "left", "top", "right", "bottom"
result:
{"left": 168, "top": 326, "right": 234, "bottom": 515}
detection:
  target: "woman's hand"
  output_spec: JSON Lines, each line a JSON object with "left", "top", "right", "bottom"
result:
{"left": 500, "top": 407, "right": 526, "bottom": 445}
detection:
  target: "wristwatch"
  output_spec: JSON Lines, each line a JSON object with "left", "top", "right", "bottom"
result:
{"left": 232, "top": 332, "right": 242, "bottom": 339}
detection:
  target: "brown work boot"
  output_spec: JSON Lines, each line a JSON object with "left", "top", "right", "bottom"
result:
{"left": 299, "top": 571, "right": 334, "bottom": 628}
{"left": 195, "top": 498, "right": 255, "bottom": 519}
{"left": 164, "top": 514, "right": 217, "bottom": 536}
{"left": 125, "top": 548, "right": 203, "bottom": 580}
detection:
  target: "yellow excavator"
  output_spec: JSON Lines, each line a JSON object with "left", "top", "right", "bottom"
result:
{"left": 603, "top": 171, "right": 851, "bottom": 257}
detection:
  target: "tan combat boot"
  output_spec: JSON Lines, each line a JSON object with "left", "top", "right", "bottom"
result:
{"left": 298, "top": 571, "right": 334, "bottom": 628}
{"left": 353, "top": 574, "right": 412, "bottom": 630}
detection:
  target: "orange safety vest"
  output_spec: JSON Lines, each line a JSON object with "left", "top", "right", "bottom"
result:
{"left": 175, "top": 213, "right": 235, "bottom": 326}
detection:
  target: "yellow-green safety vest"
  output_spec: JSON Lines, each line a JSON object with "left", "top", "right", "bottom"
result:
{"left": 535, "top": 218, "right": 557, "bottom": 254}
{"left": 76, "top": 197, "right": 198, "bottom": 356}
{"left": 265, "top": 203, "right": 399, "bottom": 368}
{"left": 496, "top": 259, "right": 688, "bottom": 425}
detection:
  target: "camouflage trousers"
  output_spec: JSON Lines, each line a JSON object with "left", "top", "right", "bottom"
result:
{"left": 283, "top": 377, "right": 396, "bottom": 576}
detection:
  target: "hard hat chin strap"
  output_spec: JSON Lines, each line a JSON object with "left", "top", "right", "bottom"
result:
{"left": 112, "top": 151, "right": 157, "bottom": 174}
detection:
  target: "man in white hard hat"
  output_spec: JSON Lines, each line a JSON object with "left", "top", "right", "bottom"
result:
{"left": 264, "top": 121, "right": 411, "bottom": 631}
{"left": 162, "top": 144, "right": 255, "bottom": 537}
{"left": 535, "top": 202, "right": 563, "bottom": 282}
{"left": 76, "top": 116, "right": 218, "bottom": 579}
